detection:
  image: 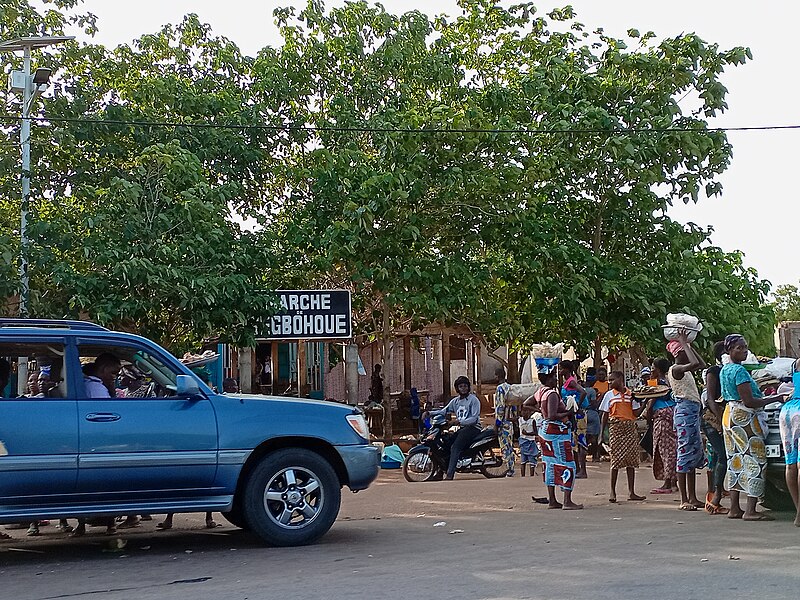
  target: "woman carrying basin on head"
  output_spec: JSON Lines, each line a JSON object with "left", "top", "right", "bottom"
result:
{"left": 532, "top": 363, "right": 583, "bottom": 510}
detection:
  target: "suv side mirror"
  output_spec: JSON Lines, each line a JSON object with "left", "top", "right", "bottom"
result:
{"left": 176, "top": 375, "right": 203, "bottom": 398}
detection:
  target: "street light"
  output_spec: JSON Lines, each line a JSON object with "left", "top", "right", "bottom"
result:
{"left": 0, "top": 35, "right": 74, "bottom": 317}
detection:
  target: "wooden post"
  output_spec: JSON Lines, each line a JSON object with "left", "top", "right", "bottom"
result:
{"left": 297, "top": 340, "right": 307, "bottom": 398}
{"left": 270, "top": 342, "right": 278, "bottom": 394}
{"left": 474, "top": 338, "right": 482, "bottom": 400}
{"left": 345, "top": 343, "right": 359, "bottom": 405}
{"left": 442, "top": 332, "right": 451, "bottom": 399}
{"left": 424, "top": 336, "right": 432, "bottom": 399}
{"left": 403, "top": 335, "right": 412, "bottom": 391}
{"left": 239, "top": 347, "right": 252, "bottom": 393}
{"left": 382, "top": 302, "right": 394, "bottom": 445}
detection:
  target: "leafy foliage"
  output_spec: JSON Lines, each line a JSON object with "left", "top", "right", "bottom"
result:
{"left": 0, "top": 0, "right": 775, "bottom": 362}
{"left": 772, "top": 283, "right": 800, "bottom": 324}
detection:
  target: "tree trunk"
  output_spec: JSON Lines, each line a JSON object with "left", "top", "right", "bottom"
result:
{"left": 593, "top": 336, "right": 603, "bottom": 369}
{"left": 592, "top": 210, "right": 605, "bottom": 370}
{"left": 382, "top": 301, "right": 394, "bottom": 445}
{"left": 508, "top": 349, "right": 520, "bottom": 383}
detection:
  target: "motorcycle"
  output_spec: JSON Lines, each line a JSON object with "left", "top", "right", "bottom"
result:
{"left": 402, "top": 414, "right": 509, "bottom": 482}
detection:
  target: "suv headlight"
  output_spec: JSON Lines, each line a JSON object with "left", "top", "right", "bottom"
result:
{"left": 346, "top": 414, "right": 370, "bottom": 440}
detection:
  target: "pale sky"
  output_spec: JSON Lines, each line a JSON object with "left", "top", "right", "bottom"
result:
{"left": 71, "top": 0, "right": 799, "bottom": 290}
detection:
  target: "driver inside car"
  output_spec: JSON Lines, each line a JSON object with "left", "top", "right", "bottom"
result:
{"left": 430, "top": 376, "right": 482, "bottom": 480}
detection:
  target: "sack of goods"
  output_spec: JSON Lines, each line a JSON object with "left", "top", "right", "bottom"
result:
{"left": 662, "top": 313, "right": 703, "bottom": 342}
{"left": 531, "top": 342, "right": 564, "bottom": 367}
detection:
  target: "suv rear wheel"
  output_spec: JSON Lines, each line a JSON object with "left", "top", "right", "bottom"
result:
{"left": 243, "top": 448, "right": 341, "bottom": 546}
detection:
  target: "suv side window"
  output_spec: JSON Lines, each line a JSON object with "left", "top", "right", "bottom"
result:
{"left": 0, "top": 341, "right": 68, "bottom": 399}
{"left": 77, "top": 343, "right": 181, "bottom": 399}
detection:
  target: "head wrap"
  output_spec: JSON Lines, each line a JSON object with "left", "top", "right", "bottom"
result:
{"left": 640, "top": 367, "right": 652, "bottom": 376}
{"left": 724, "top": 334, "right": 746, "bottom": 353}
{"left": 666, "top": 340, "right": 682, "bottom": 357}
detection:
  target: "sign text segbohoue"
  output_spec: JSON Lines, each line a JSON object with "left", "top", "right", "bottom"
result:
{"left": 266, "top": 290, "right": 352, "bottom": 340}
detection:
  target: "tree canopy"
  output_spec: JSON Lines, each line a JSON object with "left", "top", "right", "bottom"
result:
{"left": 0, "top": 0, "right": 776, "bottom": 358}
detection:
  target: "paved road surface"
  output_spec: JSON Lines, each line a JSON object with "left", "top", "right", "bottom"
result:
{"left": 1, "top": 461, "right": 798, "bottom": 600}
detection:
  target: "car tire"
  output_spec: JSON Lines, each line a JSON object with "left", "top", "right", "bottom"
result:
{"left": 221, "top": 503, "right": 250, "bottom": 531}
{"left": 762, "top": 478, "right": 795, "bottom": 511}
{"left": 243, "top": 448, "right": 341, "bottom": 546}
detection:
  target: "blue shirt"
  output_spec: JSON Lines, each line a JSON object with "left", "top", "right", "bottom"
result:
{"left": 720, "top": 363, "right": 762, "bottom": 402}
{"left": 650, "top": 378, "right": 675, "bottom": 411}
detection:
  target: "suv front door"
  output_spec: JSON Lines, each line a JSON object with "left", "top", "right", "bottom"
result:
{"left": 74, "top": 340, "right": 218, "bottom": 500}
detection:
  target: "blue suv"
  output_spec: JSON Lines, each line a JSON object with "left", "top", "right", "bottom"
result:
{"left": 0, "top": 319, "right": 379, "bottom": 546}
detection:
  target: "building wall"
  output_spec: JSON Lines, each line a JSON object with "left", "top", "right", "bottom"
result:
{"left": 324, "top": 337, "right": 455, "bottom": 406}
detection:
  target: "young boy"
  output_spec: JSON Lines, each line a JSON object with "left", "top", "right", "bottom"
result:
{"left": 518, "top": 405, "right": 540, "bottom": 477}
{"left": 599, "top": 371, "right": 647, "bottom": 503}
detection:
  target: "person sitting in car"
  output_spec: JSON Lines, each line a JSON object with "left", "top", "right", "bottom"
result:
{"left": 34, "top": 361, "right": 65, "bottom": 398}
{"left": 84, "top": 353, "right": 121, "bottom": 398}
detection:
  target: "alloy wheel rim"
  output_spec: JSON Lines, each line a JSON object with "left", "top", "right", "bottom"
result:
{"left": 263, "top": 466, "right": 324, "bottom": 530}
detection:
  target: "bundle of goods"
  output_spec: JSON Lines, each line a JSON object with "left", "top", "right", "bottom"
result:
{"left": 180, "top": 349, "right": 220, "bottom": 368}
{"left": 662, "top": 313, "right": 703, "bottom": 342}
{"left": 531, "top": 342, "right": 564, "bottom": 367}
{"left": 504, "top": 382, "right": 543, "bottom": 407}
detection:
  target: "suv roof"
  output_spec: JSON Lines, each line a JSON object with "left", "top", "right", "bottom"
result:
{"left": 0, "top": 319, "right": 108, "bottom": 332}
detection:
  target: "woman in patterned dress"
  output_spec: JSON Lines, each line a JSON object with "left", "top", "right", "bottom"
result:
{"left": 493, "top": 367, "right": 516, "bottom": 477}
{"left": 648, "top": 358, "right": 678, "bottom": 495}
{"left": 667, "top": 331, "right": 707, "bottom": 511}
{"left": 721, "top": 334, "right": 787, "bottom": 521}
{"left": 534, "top": 364, "right": 583, "bottom": 510}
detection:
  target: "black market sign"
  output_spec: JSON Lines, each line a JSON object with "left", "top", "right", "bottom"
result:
{"left": 266, "top": 290, "right": 352, "bottom": 340}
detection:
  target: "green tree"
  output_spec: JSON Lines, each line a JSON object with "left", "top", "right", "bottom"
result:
{"left": 1, "top": 5, "right": 280, "bottom": 349}
{"left": 772, "top": 283, "right": 800, "bottom": 324}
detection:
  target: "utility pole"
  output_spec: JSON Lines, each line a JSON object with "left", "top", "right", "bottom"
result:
{"left": 1, "top": 35, "right": 73, "bottom": 316}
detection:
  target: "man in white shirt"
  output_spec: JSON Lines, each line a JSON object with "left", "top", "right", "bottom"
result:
{"left": 84, "top": 353, "right": 121, "bottom": 398}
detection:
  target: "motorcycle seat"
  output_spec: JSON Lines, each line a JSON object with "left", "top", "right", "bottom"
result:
{"left": 471, "top": 427, "right": 496, "bottom": 445}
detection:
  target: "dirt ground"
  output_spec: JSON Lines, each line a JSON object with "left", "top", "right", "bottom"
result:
{"left": 2, "top": 460, "right": 799, "bottom": 600}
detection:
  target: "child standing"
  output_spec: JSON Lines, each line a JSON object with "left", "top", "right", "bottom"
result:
{"left": 600, "top": 371, "right": 647, "bottom": 503}
{"left": 518, "top": 405, "right": 540, "bottom": 477}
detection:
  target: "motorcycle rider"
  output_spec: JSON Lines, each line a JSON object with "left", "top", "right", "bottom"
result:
{"left": 432, "top": 375, "right": 482, "bottom": 480}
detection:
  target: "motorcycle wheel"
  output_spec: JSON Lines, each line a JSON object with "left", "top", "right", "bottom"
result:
{"left": 479, "top": 448, "right": 509, "bottom": 478}
{"left": 403, "top": 449, "right": 437, "bottom": 482}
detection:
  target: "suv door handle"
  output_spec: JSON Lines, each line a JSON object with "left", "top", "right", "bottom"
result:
{"left": 85, "top": 412, "right": 121, "bottom": 422}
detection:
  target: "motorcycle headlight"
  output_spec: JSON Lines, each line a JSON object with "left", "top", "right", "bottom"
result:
{"left": 346, "top": 414, "right": 370, "bottom": 440}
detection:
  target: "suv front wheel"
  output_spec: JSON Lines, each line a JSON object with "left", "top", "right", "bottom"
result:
{"left": 243, "top": 448, "right": 341, "bottom": 546}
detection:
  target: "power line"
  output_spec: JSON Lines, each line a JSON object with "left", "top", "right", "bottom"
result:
{"left": 0, "top": 113, "right": 799, "bottom": 135}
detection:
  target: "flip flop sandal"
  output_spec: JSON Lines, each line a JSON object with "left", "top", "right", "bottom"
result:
{"left": 678, "top": 503, "right": 698, "bottom": 511}
{"left": 650, "top": 488, "right": 673, "bottom": 494}
{"left": 742, "top": 513, "right": 774, "bottom": 521}
{"left": 707, "top": 503, "right": 730, "bottom": 515}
